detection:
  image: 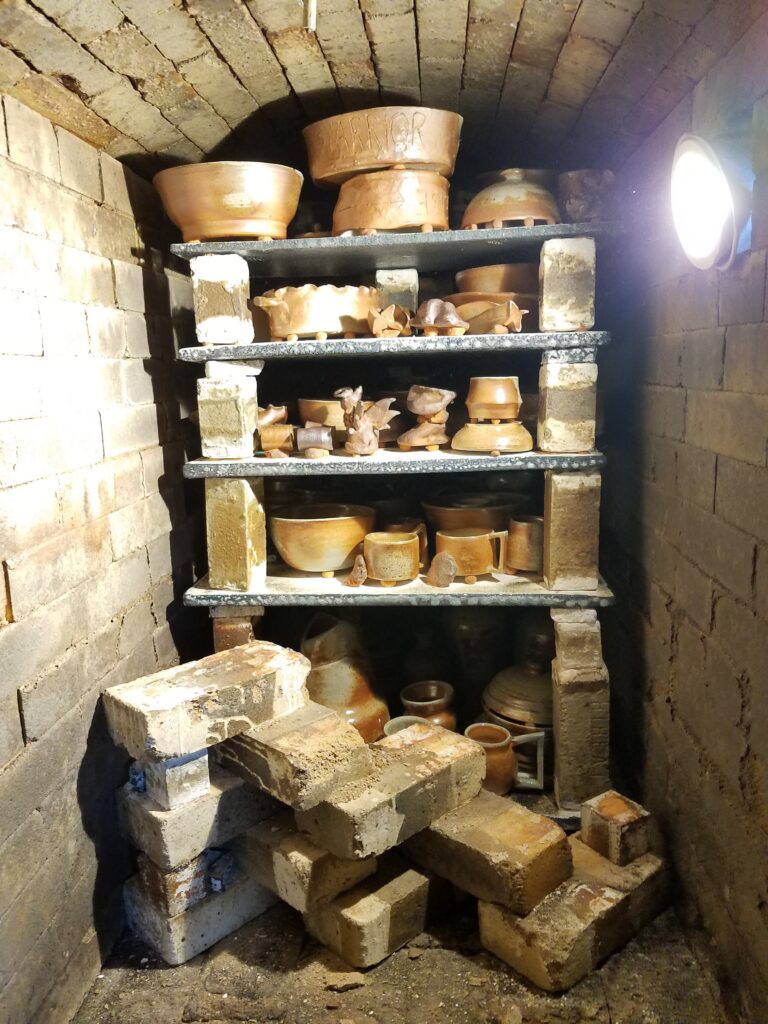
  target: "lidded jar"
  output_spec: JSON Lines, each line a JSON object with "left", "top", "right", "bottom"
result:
{"left": 461, "top": 168, "right": 560, "bottom": 229}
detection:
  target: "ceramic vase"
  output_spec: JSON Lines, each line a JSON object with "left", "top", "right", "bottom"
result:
{"left": 400, "top": 680, "right": 457, "bottom": 731}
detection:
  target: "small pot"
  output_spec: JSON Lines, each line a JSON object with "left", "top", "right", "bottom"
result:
{"left": 333, "top": 169, "right": 449, "bottom": 235}
{"left": 505, "top": 515, "right": 544, "bottom": 574}
{"left": 363, "top": 531, "right": 421, "bottom": 585}
{"left": 400, "top": 681, "right": 456, "bottom": 731}
{"left": 384, "top": 715, "right": 429, "bottom": 736}
{"left": 464, "top": 723, "right": 517, "bottom": 795}
{"left": 268, "top": 503, "right": 375, "bottom": 575}
{"left": 153, "top": 161, "right": 303, "bottom": 241}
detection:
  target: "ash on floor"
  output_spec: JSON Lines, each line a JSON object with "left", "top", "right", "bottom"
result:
{"left": 73, "top": 904, "right": 728, "bottom": 1024}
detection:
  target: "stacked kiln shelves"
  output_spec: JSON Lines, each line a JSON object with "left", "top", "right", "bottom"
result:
{"left": 105, "top": 640, "right": 667, "bottom": 989}
{"left": 175, "top": 224, "right": 613, "bottom": 809}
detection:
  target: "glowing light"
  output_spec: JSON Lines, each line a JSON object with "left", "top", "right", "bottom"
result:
{"left": 671, "top": 135, "right": 736, "bottom": 270}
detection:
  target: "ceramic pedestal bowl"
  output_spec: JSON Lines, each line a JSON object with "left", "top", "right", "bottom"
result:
{"left": 303, "top": 106, "right": 463, "bottom": 186}
{"left": 332, "top": 169, "right": 449, "bottom": 235}
{"left": 268, "top": 503, "right": 375, "bottom": 576}
{"left": 153, "top": 161, "right": 303, "bottom": 242}
{"left": 451, "top": 420, "right": 534, "bottom": 454}
{"left": 461, "top": 168, "right": 559, "bottom": 229}
{"left": 422, "top": 492, "right": 526, "bottom": 532}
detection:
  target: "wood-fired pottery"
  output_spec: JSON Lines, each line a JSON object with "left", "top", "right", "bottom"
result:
{"left": 455, "top": 263, "right": 539, "bottom": 294}
{"left": 422, "top": 492, "right": 525, "bottom": 532}
{"left": 363, "top": 531, "right": 420, "bottom": 585}
{"left": 461, "top": 168, "right": 560, "bottom": 229}
{"left": 505, "top": 515, "right": 544, "bottom": 575}
{"left": 464, "top": 722, "right": 517, "bottom": 795}
{"left": 435, "top": 527, "right": 507, "bottom": 582}
{"left": 400, "top": 681, "right": 457, "bottom": 731}
{"left": 252, "top": 285, "right": 378, "bottom": 340}
{"left": 465, "top": 376, "right": 522, "bottom": 421}
{"left": 450, "top": 420, "right": 534, "bottom": 454}
{"left": 268, "top": 503, "right": 375, "bottom": 575}
{"left": 448, "top": 291, "right": 539, "bottom": 331}
{"left": 481, "top": 664, "right": 553, "bottom": 780}
{"left": 301, "top": 614, "right": 389, "bottom": 741}
{"left": 259, "top": 423, "right": 295, "bottom": 454}
{"left": 303, "top": 106, "right": 463, "bottom": 186}
{"left": 384, "top": 715, "right": 429, "bottom": 736}
{"left": 385, "top": 517, "right": 428, "bottom": 567}
{"left": 153, "top": 161, "right": 303, "bottom": 242}
{"left": 332, "top": 169, "right": 449, "bottom": 235}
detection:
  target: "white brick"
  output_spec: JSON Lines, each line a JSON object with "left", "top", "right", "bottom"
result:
{"left": 101, "top": 404, "right": 161, "bottom": 457}
{"left": 114, "top": 259, "right": 146, "bottom": 311}
{"left": 38, "top": 297, "right": 88, "bottom": 356}
{"left": 0, "top": 288, "right": 43, "bottom": 355}
{"left": 197, "top": 377, "right": 257, "bottom": 459}
{"left": 55, "top": 126, "right": 102, "bottom": 201}
{"left": 539, "top": 237, "right": 596, "bottom": 332}
{"left": 4, "top": 95, "right": 60, "bottom": 181}
{"left": 86, "top": 305, "right": 126, "bottom": 357}
{"left": 191, "top": 254, "right": 254, "bottom": 345}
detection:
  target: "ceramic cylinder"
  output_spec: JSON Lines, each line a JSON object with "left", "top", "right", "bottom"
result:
{"left": 296, "top": 425, "right": 334, "bottom": 452}
{"left": 364, "top": 531, "right": 420, "bottom": 583}
{"left": 385, "top": 518, "right": 428, "bottom": 567}
{"left": 464, "top": 722, "right": 517, "bottom": 795}
{"left": 259, "top": 423, "right": 295, "bottom": 453}
{"left": 400, "top": 681, "right": 456, "bottom": 731}
{"left": 435, "top": 527, "right": 507, "bottom": 578}
{"left": 465, "top": 376, "right": 522, "bottom": 421}
{"left": 505, "top": 515, "right": 544, "bottom": 574}
{"left": 333, "top": 169, "right": 449, "bottom": 234}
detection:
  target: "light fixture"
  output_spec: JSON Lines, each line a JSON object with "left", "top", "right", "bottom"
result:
{"left": 670, "top": 131, "right": 753, "bottom": 271}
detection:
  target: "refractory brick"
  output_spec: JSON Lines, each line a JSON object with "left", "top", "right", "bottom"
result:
{"left": 103, "top": 640, "right": 309, "bottom": 760}
{"left": 205, "top": 477, "right": 267, "bottom": 591}
{"left": 295, "top": 723, "right": 485, "bottom": 859}
{"left": 543, "top": 471, "right": 601, "bottom": 590}
{"left": 191, "top": 254, "right": 253, "bottom": 345}
{"left": 197, "top": 377, "right": 257, "bottom": 459}
{"left": 539, "top": 237, "right": 596, "bottom": 332}
{"left": 553, "top": 658, "right": 611, "bottom": 809}
{"left": 581, "top": 790, "right": 651, "bottom": 866}
{"left": 218, "top": 701, "right": 373, "bottom": 811}
{"left": 405, "top": 789, "right": 572, "bottom": 914}
{"left": 537, "top": 361, "right": 598, "bottom": 453}
{"left": 137, "top": 851, "right": 208, "bottom": 916}
{"left": 142, "top": 748, "right": 210, "bottom": 811}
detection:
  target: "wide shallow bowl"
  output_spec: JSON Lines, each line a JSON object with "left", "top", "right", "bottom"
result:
{"left": 153, "top": 161, "right": 303, "bottom": 241}
{"left": 455, "top": 263, "right": 538, "bottom": 294}
{"left": 451, "top": 421, "right": 534, "bottom": 453}
{"left": 268, "top": 503, "right": 375, "bottom": 574}
{"left": 333, "top": 169, "right": 449, "bottom": 235}
{"left": 253, "top": 284, "right": 378, "bottom": 340}
{"left": 422, "top": 492, "right": 526, "bottom": 532}
{"left": 304, "top": 106, "right": 463, "bottom": 186}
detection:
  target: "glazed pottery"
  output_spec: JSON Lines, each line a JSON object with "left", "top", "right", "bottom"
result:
{"left": 464, "top": 723, "right": 517, "bottom": 795}
{"left": 252, "top": 285, "right": 378, "bottom": 340}
{"left": 363, "top": 531, "right": 420, "bottom": 585}
{"left": 258, "top": 405, "right": 288, "bottom": 428}
{"left": 422, "top": 492, "right": 525, "bottom": 532}
{"left": 400, "top": 681, "right": 457, "bottom": 731}
{"left": 435, "top": 527, "right": 507, "bottom": 582}
{"left": 450, "top": 420, "right": 534, "bottom": 454}
{"left": 303, "top": 106, "right": 463, "bottom": 186}
{"left": 385, "top": 517, "right": 428, "bottom": 566}
{"left": 455, "top": 263, "right": 538, "bottom": 294}
{"left": 299, "top": 396, "right": 373, "bottom": 447}
{"left": 384, "top": 715, "right": 429, "bottom": 736}
{"left": 461, "top": 168, "right": 560, "bottom": 229}
{"left": 153, "top": 161, "right": 303, "bottom": 242}
{"left": 369, "top": 304, "right": 412, "bottom": 337}
{"left": 259, "top": 423, "right": 295, "bottom": 454}
{"left": 295, "top": 425, "right": 334, "bottom": 455}
{"left": 409, "top": 299, "right": 468, "bottom": 335}
{"left": 465, "top": 300, "right": 528, "bottom": 335}
{"left": 333, "top": 169, "right": 449, "bottom": 235}
{"left": 466, "top": 376, "right": 522, "bottom": 421}
{"left": 558, "top": 169, "right": 615, "bottom": 223}
{"left": 301, "top": 613, "right": 389, "bottom": 741}
{"left": 268, "top": 503, "right": 375, "bottom": 575}
{"left": 406, "top": 384, "right": 457, "bottom": 417}
{"left": 505, "top": 515, "right": 544, "bottom": 574}
{"left": 481, "top": 663, "right": 553, "bottom": 780}
{"left": 335, "top": 387, "right": 398, "bottom": 456}
{"left": 448, "top": 291, "right": 539, "bottom": 331}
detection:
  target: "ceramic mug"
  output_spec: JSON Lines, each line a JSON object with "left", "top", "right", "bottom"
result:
{"left": 465, "top": 376, "right": 521, "bottom": 421}
{"left": 435, "top": 526, "right": 507, "bottom": 583}
{"left": 505, "top": 514, "right": 544, "bottom": 574}
{"left": 385, "top": 517, "right": 428, "bottom": 567}
{"left": 363, "top": 531, "right": 420, "bottom": 585}
{"left": 464, "top": 722, "right": 517, "bottom": 795}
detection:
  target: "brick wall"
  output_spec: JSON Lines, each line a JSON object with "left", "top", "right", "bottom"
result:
{"left": 0, "top": 96, "right": 204, "bottom": 1022}
{"left": 601, "top": 12, "right": 768, "bottom": 1020}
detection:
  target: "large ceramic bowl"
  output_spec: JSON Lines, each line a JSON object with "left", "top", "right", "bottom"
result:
{"left": 304, "top": 106, "right": 463, "bottom": 186}
{"left": 252, "top": 285, "right": 378, "bottom": 340}
{"left": 455, "top": 263, "right": 538, "bottom": 294}
{"left": 268, "top": 503, "right": 375, "bottom": 573}
{"left": 153, "top": 161, "right": 303, "bottom": 241}
{"left": 422, "top": 492, "right": 526, "bottom": 532}
{"left": 332, "top": 169, "right": 449, "bottom": 235}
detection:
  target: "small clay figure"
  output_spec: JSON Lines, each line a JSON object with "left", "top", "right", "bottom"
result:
{"left": 368, "top": 304, "right": 412, "bottom": 338}
{"left": 257, "top": 404, "right": 288, "bottom": 428}
{"left": 343, "top": 554, "right": 368, "bottom": 587}
{"left": 406, "top": 384, "right": 457, "bottom": 418}
{"left": 334, "top": 386, "right": 398, "bottom": 456}
{"left": 397, "top": 420, "right": 450, "bottom": 450}
{"left": 409, "top": 299, "right": 469, "bottom": 336}
{"left": 426, "top": 551, "right": 458, "bottom": 588}
{"left": 398, "top": 383, "right": 456, "bottom": 450}
{"left": 466, "top": 299, "right": 529, "bottom": 335}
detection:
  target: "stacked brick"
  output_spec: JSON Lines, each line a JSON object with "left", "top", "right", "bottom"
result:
{"left": 104, "top": 640, "right": 664, "bottom": 984}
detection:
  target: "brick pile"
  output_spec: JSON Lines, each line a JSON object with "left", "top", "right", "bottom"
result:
{"left": 105, "top": 639, "right": 666, "bottom": 983}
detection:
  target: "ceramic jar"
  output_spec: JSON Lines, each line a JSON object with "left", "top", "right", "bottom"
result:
{"left": 435, "top": 527, "right": 507, "bottom": 582}
{"left": 465, "top": 723, "right": 517, "bottom": 795}
{"left": 301, "top": 613, "right": 389, "bottom": 742}
{"left": 461, "top": 168, "right": 560, "bottom": 229}
{"left": 400, "top": 681, "right": 457, "bottom": 731}
{"left": 385, "top": 518, "right": 428, "bottom": 567}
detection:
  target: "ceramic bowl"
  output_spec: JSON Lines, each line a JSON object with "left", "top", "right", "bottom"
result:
{"left": 422, "top": 492, "right": 526, "bottom": 532}
{"left": 252, "top": 284, "right": 378, "bottom": 340}
{"left": 461, "top": 168, "right": 559, "bottom": 228}
{"left": 153, "top": 161, "right": 303, "bottom": 241}
{"left": 450, "top": 421, "right": 534, "bottom": 453}
{"left": 455, "top": 263, "right": 538, "bottom": 294}
{"left": 303, "top": 106, "right": 463, "bottom": 186}
{"left": 332, "top": 169, "right": 449, "bottom": 234}
{"left": 268, "top": 503, "right": 375, "bottom": 573}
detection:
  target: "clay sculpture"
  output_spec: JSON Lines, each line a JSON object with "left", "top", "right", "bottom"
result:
{"left": 398, "top": 384, "right": 456, "bottom": 451}
{"left": 335, "top": 386, "right": 398, "bottom": 456}
{"left": 368, "top": 304, "right": 413, "bottom": 338}
{"left": 465, "top": 300, "right": 528, "bottom": 335}
{"left": 425, "top": 550, "right": 458, "bottom": 588}
{"left": 409, "top": 299, "right": 468, "bottom": 337}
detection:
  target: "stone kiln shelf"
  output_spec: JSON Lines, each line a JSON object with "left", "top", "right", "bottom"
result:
{"left": 170, "top": 223, "right": 622, "bottom": 277}
{"left": 184, "top": 571, "right": 615, "bottom": 608}
{"left": 183, "top": 449, "right": 606, "bottom": 478}
{"left": 178, "top": 332, "right": 610, "bottom": 362}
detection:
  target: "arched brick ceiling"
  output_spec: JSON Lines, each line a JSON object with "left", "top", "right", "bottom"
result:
{"left": 0, "top": 0, "right": 764, "bottom": 178}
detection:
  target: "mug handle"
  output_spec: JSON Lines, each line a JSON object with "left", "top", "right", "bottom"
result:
{"left": 490, "top": 530, "right": 507, "bottom": 572}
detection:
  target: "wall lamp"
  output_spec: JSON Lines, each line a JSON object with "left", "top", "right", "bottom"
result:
{"left": 671, "top": 129, "right": 754, "bottom": 271}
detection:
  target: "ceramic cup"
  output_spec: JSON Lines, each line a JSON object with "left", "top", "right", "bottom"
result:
{"left": 464, "top": 722, "right": 517, "bottom": 795}
{"left": 505, "top": 514, "right": 544, "bottom": 574}
{"left": 296, "top": 425, "right": 334, "bottom": 453}
{"left": 383, "top": 715, "right": 429, "bottom": 736}
{"left": 259, "top": 423, "right": 295, "bottom": 453}
{"left": 400, "top": 681, "right": 456, "bottom": 731}
{"left": 435, "top": 527, "right": 507, "bottom": 583}
{"left": 363, "top": 531, "right": 420, "bottom": 585}
{"left": 385, "top": 517, "right": 428, "bottom": 567}
{"left": 465, "top": 376, "right": 522, "bottom": 421}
